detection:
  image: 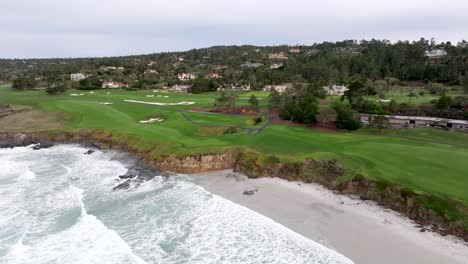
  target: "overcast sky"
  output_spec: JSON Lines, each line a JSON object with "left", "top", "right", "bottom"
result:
{"left": 1, "top": 0, "right": 468, "bottom": 58}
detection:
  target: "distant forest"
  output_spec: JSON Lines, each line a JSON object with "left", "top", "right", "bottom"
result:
{"left": 1, "top": 38, "right": 468, "bottom": 91}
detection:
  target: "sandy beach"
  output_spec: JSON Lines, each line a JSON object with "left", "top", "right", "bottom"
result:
{"left": 191, "top": 170, "right": 468, "bottom": 264}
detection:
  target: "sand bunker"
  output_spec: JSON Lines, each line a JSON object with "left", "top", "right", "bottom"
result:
{"left": 124, "top": 100, "right": 195, "bottom": 106}
{"left": 70, "top": 94, "right": 84, "bottom": 96}
{"left": 139, "top": 117, "right": 164, "bottom": 124}
{"left": 99, "top": 102, "right": 113, "bottom": 105}
{"left": 146, "top": 95, "right": 155, "bottom": 97}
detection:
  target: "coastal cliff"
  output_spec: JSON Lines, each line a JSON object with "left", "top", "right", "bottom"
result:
{"left": 0, "top": 130, "right": 467, "bottom": 242}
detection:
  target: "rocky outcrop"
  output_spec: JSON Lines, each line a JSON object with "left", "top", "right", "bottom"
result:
{"left": 158, "top": 153, "right": 236, "bottom": 174}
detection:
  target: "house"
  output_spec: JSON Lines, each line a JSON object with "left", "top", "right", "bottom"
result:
{"left": 263, "top": 85, "right": 290, "bottom": 93}
{"left": 205, "top": 73, "right": 222, "bottom": 79}
{"left": 99, "top": 66, "right": 117, "bottom": 71}
{"left": 167, "top": 84, "right": 192, "bottom": 93}
{"left": 270, "top": 63, "right": 283, "bottom": 69}
{"left": 425, "top": 49, "right": 448, "bottom": 58}
{"left": 70, "top": 73, "right": 88, "bottom": 82}
{"left": 145, "top": 69, "right": 158, "bottom": 74}
{"left": 178, "top": 73, "right": 196, "bottom": 81}
{"left": 425, "top": 49, "right": 448, "bottom": 65}
{"left": 218, "top": 84, "right": 251, "bottom": 92}
{"left": 357, "top": 114, "right": 468, "bottom": 131}
{"left": 147, "top": 61, "right": 157, "bottom": 66}
{"left": 240, "top": 62, "right": 264, "bottom": 68}
{"left": 289, "top": 48, "right": 301, "bottom": 53}
{"left": 323, "top": 85, "right": 349, "bottom": 96}
{"left": 268, "top": 52, "right": 288, "bottom": 60}
{"left": 102, "top": 81, "right": 129, "bottom": 89}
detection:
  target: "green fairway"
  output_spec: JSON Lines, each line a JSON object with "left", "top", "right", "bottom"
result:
{"left": 1, "top": 85, "right": 468, "bottom": 204}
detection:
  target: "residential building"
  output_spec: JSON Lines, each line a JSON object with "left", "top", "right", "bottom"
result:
{"left": 268, "top": 52, "right": 288, "bottom": 60}
{"left": 178, "top": 73, "right": 196, "bottom": 81}
{"left": 167, "top": 84, "right": 192, "bottom": 93}
{"left": 263, "top": 85, "right": 290, "bottom": 93}
{"left": 70, "top": 73, "right": 88, "bottom": 82}
{"left": 425, "top": 49, "right": 448, "bottom": 58}
{"left": 231, "top": 84, "right": 251, "bottom": 91}
{"left": 102, "top": 81, "right": 129, "bottom": 89}
{"left": 425, "top": 49, "right": 448, "bottom": 65}
{"left": 145, "top": 69, "right": 158, "bottom": 74}
{"left": 270, "top": 63, "right": 283, "bottom": 69}
{"left": 99, "top": 66, "right": 117, "bottom": 71}
{"left": 289, "top": 48, "right": 301, "bottom": 53}
{"left": 205, "top": 73, "right": 222, "bottom": 79}
{"left": 357, "top": 114, "right": 468, "bottom": 131}
{"left": 240, "top": 62, "right": 264, "bottom": 68}
{"left": 323, "top": 85, "right": 349, "bottom": 96}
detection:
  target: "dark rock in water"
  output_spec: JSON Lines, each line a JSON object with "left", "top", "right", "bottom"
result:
{"left": 113, "top": 180, "right": 131, "bottom": 190}
{"left": 32, "top": 142, "right": 53, "bottom": 150}
{"left": 242, "top": 189, "right": 258, "bottom": 196}
{"left": 118, "top": 172, "right": 137, "bottom": 179}
{"left": 84, "top": 149, "right": 95, "bottom": 155}
{"left": 0, "top": 143, "right": 16, "bottom": 149}
{"left": 113, "top": 162, "right": 161, "bottom": 191}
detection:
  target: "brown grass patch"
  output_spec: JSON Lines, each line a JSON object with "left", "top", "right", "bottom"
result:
{"left": 0, "top": 110, "right": 64, "bottom": 131}
{"left": 196, "top": 126, "right": 242, "bottom": 136}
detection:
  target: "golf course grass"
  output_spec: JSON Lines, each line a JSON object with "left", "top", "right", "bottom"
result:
{"left": 1, "top": 85, "right": 468, "bottom": 206}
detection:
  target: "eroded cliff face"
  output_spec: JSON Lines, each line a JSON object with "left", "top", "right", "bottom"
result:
{"left": 158, "top": 153, "right": 236, "bottom": 174}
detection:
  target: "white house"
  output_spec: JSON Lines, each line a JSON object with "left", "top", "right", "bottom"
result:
{"left": 425, "top": 49, "right": 448, "bottom": 58}
{"left": 324, "top": 85, "right": 348, "bottom": 96}
{"left": 102, "top": 81, "right": 129, "bottom": 89}
{"left": 178, "top": 73, "right": 196, "bottom": 81}
{"left": 70, "top": 73, "right": 88, "bottom": 82}
{"left": 263, "top": 85, "right": 289, "bottom": 93}
{"left": 167, "top": 84, "right": 192, "bottom": 93}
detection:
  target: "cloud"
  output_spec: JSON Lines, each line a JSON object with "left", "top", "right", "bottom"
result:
{"left": 1, "top": 0, "right": 467, "bottom": 58}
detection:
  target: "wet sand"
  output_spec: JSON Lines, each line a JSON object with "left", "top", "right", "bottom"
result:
{"left": 191, "top": 170, "right": 468, "bottom": 264}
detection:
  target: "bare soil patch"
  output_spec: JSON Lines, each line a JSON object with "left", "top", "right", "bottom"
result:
{"left": 0, "top": 110, "right": 63, "bottom": 131}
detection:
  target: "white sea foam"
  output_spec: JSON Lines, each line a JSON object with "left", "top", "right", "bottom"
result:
{"left": 0, "top": 145, "right": 353, "bottom": 264}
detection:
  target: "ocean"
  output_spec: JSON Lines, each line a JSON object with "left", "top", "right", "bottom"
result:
{"left": 0, "top": 145, "right": 353, "bottom": 264}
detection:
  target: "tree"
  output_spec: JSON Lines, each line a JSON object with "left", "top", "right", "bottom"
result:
{"left": 78, "top": 76, "right": 102, "bottom": 90}
{"left": 192, "top": 78, "right": 217, "bottom": 94}
{"left": 268, "top": 89, "right": 282, "bottom": 109}
{"left": 332, "top": 101, "right": 362, "bottom": 131}
{"left": 12, "top": 76, "right": 39, "bottom": 90}
{"left": 407, "top": 90, "right": 417, "bottom": 104}
{"left": 248, "top": 94, "right": 259, "bottom": 110}
{"left": 342, "top": 80, "right": 365, "bottom": 107}
{"left": 45, "top": 83, "right": 68, "bottom": 95}
{"left": 316, "top": 108, "right": 337, "bottom": 127}
{"left": 214, "top": 91, "right": 237, "bottom": 110}
{"left": 461, "top": 75, "right": 468, "bottom": 94}
{"left": 436, "top": 94, "right": 452, "bottom": 109}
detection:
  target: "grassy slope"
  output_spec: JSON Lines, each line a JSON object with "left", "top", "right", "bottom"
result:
{"left": 1, "top": 85, "right": 468, "bottom": 204}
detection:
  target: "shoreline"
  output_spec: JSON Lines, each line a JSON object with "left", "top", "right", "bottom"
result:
{"left": 1, "top": 130, "right": 467, "bottom": 243}
{"left": 191, "top": 170, "right": 468, "bottom": 264}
